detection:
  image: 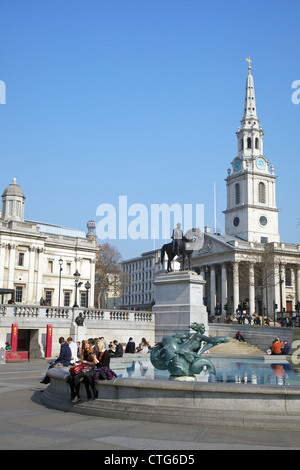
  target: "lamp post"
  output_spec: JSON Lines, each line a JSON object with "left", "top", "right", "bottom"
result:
{"left": 58, "top": 258, "right": 63, "bottom": 307}
{"left": 73, "top": 270, "right": 82, "bottom": 307}
{"left": 85, "top": 281, "right": 91, "bottom": 308}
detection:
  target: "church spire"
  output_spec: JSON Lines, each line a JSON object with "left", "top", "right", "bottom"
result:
{"left": 236, "top": 58, "right": 264, "bottom": 159}
{"left": 242, "top": 55, "right": 258, "bottom": 124}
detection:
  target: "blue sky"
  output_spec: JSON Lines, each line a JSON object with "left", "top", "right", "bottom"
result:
{"left": 0, "top": 0, "right": 299, "bottom": 260}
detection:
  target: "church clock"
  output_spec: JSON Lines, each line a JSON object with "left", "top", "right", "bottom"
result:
{"left": 234, "top": 159, "right": 242, "bottom": 171}
{"left": 256, "top": 158, "right": 265, "bottom": 170}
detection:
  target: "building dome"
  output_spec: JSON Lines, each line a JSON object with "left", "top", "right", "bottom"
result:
{"left": 1, "top": 178, "right": 26, "bottom": 222}
{"left": 2, "top": 178, "right": 25, "bottom": 199}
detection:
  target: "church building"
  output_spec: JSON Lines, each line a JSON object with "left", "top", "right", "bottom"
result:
{"left": 191, "top": 60, "right": 300, "bottom": 319}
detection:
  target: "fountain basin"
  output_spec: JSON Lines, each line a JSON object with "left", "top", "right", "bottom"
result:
{"left": 41, "top": 361, "right": 300, "bottom": 431}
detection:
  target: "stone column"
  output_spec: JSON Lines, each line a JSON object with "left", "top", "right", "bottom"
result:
{"left": 296, "top": 267, "right": 300, "bottom": 305}
{"left": 233, "top": 262, "right": 239, "bottom": 313}
{"left": 36, "top": 248, "right": 44, "bottom": 301}
{"left": 280, "top": 264, "right": 286, "bottom": 312}
{"left": 221, "top": 263, "right": 227, "bottom": 315}
{"left": 0, "top": 243, "right": 6, "bottom": 287}
{"left": 27, "top": 247, "right": 36, "bottom": 303}
{"left": 8, "top": 244, "right": 16, "bottom": 289}
{"left": 210, "top": 265, "right": 216, "bottom": 315}
{"left": 89, "top": 259, "right": 96, "bottom": 307}
{"left": 249, "top": 263, "right": 255, "bottom": 315}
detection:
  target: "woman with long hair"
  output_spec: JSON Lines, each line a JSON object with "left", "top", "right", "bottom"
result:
{"left": 94, "top": 339, "right": 110, "bottom": 367}
{"left": 68, "top": 340, "right": 99, "bottom": 403}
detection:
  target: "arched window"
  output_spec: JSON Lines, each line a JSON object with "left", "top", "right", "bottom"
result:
{"left": 235, "top": 183, "right": 241, "bottom": 205}
{"left": 240, "top": 139, "right": 244, "bottom": 151}
{"left": 258, "top": 182, "right": 266, "bottom": 204}
{"left": 247, "top": 137, "right": 252, "bottom": 149}
{"left": 255, "top": 137, "right": 259, "bottom": 149}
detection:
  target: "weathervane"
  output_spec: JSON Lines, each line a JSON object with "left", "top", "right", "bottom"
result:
{"left": 246, "top": 54, "right": 252, "bottom": 75}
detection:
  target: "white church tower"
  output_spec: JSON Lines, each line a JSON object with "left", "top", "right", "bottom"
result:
{"left": 224, "top": 57, "right": 280, "bottom": 243}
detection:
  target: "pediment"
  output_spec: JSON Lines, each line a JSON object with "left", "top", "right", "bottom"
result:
{"left": 193, "top": 233, "right": 235, "bottom": 257}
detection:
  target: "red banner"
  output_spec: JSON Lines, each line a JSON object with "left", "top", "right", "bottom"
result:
{"left": 45, "top": 324, "right": 53, "bottom": 358}
{"left": 11, "top": 323, "right": 18, "bottom": 352}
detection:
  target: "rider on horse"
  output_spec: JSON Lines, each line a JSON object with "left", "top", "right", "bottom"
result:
{"left": 171, "top": 222, "right": 183, "bottom": 256}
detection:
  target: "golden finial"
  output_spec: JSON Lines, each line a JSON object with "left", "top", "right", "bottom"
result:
{"left": 246, "top": 54, "right": 252, "bottom": 75}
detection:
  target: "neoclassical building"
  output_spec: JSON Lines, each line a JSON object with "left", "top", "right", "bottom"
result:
{"left": 0, "top": 178, "right": 98, "bottom": 307}
{"left": 191, "top": 62, "right": 300, "bottom": 318}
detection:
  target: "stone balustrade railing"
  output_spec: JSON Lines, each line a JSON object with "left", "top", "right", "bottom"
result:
{"left": 0, "top": 304, "right": 154, "bottom": 323}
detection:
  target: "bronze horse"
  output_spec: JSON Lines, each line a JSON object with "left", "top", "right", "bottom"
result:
{"left": 161, "top": 228, "right": 204, "bottom": 272}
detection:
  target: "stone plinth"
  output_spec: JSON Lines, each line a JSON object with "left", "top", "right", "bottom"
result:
{"left": 153, "top": 270, "right": 208, "bottom": 342}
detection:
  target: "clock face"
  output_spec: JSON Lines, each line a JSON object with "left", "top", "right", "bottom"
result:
{"left": 256, "top": 158, "right": 265, "bottom": 170}
{"left": 259, "top": 216, "right": 268, "bottom": 226}
{"left": 233, "top": 216, "right": 240, "bottom": 227}
{"left": 234, "top": 159, "right": 242, "bottom": 171}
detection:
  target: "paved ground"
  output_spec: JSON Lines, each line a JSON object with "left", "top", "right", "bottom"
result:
{"left": 0, "top": 359, "right": 300, "bottom": 452}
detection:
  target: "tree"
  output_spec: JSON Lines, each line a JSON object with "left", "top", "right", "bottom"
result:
{"left": 238, "top": 243, "right": 280, "bottom": 324}
{"left": 94, "top": 243, "right": 122, "bottom": 308}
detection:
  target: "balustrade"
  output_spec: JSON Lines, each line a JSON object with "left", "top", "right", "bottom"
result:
{"left": 0, "top": 305, "right": 154, "bottom": 323}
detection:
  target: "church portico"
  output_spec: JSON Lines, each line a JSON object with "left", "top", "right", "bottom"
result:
{"left": 191, "top": 235, "right": 300, "bottom": 321}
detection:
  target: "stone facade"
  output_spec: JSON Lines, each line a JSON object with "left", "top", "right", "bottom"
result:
{"left": 0, "top": 178, "right": 97, "bottom": 307}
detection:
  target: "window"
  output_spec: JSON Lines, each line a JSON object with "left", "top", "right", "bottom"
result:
{"left": 66, "top": 263, "right": 71, "bottom": 275}
{"left": 8, "top": 200, "right": 13, "bottom": 217}
{"left": 48, "top": 260, "right": 53, "bottom": 273}
{"left": 18, "top": 253, "right": 24, "bottom": 266}
{"left": 240, "top": 139, "right": 244, "bottom": 150}
{"left": 16, "top": 201, "right": 21, "bottom": 217}
{"left": 261, "top": 237, "right": 268, "bottom": 243}
{"left": 247, "top": 137, "right": 252, "bottom": 149}
{"left": 15, "top": 286, "right": 23, "bottom": 303}
{"left": 258, "top": 182, "right": 266, "bottom": 203}
{"left": 80, "top": 292, "right": 87, "bottom": 308}
{"left": 255, "top": 138, "right": 259, "bottom": 149}
{"left": 286, "top": 268, "right": 292, "bottom": 287}
{"left": 45, "top": 291, "right": 52, "bottom": 305}
{"left": 235, "top": 183, "right": 241, "bottom": 205}
{"left": 64, "top": 292, "right": 71, "bottom": 306}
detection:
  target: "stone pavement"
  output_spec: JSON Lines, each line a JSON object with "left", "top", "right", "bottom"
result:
{"left": 0, "top": 359, "right": 300, "bottom": 451}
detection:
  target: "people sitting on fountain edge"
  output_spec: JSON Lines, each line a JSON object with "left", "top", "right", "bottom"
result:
{"left": 68, "top": 340, "right": 99, "bottom": 403}
{"left": 125, "top": 337, "right": 136, "bottom": 354}
{"left": 109, "top": 340, "right": 123, "bottom": 358}
{"left": 271, "top": 337, "right": 284, "bottom": 355}
{"left": 40, "top": 337, "right": 72, "bottom": 384}
{"left": 281, "top": 340, "right": 291, "bottom": 355}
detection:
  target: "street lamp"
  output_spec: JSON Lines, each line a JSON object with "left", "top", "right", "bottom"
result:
{"left": 85, "top": 281, "right": 91, "bottom": 308}
{"left": 58, "top": 258, "right": 63, "bottom": 307}
{"left": 73, "top": 270, "right": 82, "bottom": 307}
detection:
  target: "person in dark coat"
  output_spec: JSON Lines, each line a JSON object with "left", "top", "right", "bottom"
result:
{"left": 111, "top": 340, "right": 123, "bottom": 357}
{"left": 282, "top": 340, "right": 291, "bottom": 355}
{"left": 125, "top": 337, "right": 136, "bottom": 354}
{"left": 40, "top": 337, "right": 71, "bottom": 384}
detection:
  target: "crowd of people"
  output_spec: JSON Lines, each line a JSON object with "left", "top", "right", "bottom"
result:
{"left": 223, "top": 313, "right": 271, "bottom": 326}
{"left": 39, "top": 335, "right": 152, "bottom": 403}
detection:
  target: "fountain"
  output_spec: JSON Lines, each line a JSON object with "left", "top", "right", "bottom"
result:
{"left": 41, "top": 268, "right": 300, "bottom": 431}
{"left": 150, "top": 322, "right": 229, "bottom": 381}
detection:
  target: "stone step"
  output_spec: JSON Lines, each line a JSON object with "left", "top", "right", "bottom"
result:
{"left": 210, "top": 338, "right": 265, "bottom": 355}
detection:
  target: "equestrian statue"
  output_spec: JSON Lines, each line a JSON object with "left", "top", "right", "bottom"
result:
{"left": 161, "top": 224, "right": 204, "bottom": 272}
